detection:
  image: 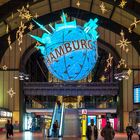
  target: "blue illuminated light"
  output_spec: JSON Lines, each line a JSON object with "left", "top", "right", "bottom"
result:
{"left": 134, "top": 87, "right": 140, "bottom": 103}
{"left": 30, "top": 12, "right": 99, "bottom": 81}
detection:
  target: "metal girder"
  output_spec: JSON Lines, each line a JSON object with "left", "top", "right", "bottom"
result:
{"left": 0, "top": 7, "right": 140, "bottom": 64}
{"left": 48, "top": 0, "right": 52, "bottom": 12}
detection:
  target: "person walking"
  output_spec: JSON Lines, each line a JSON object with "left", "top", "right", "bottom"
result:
{"left": 5, "top": 120, "right": 11, "bottom": 139}
{"left": 101, "top": 121, "right": 115, "bottom": 140}
{"left": 9, "top": 121, "right": 14, "bottom": 137}
{"left": 86, "top": 119, "right": 98, "bottom": 140}
{"left": 53, "top": 120, "right": 58, "bottom": 137}
{"left": 126, "top": 123, "right": 134, "bottom": 140}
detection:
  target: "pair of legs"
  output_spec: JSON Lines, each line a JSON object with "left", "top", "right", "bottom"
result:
{"left": 127, "top": 134, "right": 132, "bottom": 140}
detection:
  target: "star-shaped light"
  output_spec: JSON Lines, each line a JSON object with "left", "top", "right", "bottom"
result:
{"left": 116, "top": 30, "right": 131, "bottom": 51}
{"left": 104, "top": 67, "right": 107, "bottom": 72}
{"left": 107, "top": 53, "right": 113, "bottom": 67}
{"left": 127, "top": 68, "right": 132, "bottom": 76}
{"left": 7, "top": 88, "right": 16, "bottom": 98}
{"left": 34, "top": 13, "right": 39, "bottom": 19}
{"left": 100, "top": 2, "right": 107, "bottom": 14}
{"left": 117, "top": 58, "right": 126, "bottom": 68}
{"left": 2, "top": 65, "right": 8, "bottom": 70}
{"left": 100, "top": 75, "right": 107, "bottom": 82}
{"left": 128, "top": 17, "right": 140, "bottom": 33}
{"left": 76, "top": 1, "right": 80, "bottom": 7}
{"left": 6, "top": 25, "right": 9, "bottom": 33}
{"left": 28, "top": 23, "right": 34, "bottom": 31}
{"left": 17, "top": 6, "right": 32, "bottom": 21}
{"left": 119, "top": 0, "right": 127, "bottom": 8}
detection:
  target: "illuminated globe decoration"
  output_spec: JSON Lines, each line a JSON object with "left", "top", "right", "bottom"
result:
{"left": 30, "top": 13, "right": 99, "bottom": 81}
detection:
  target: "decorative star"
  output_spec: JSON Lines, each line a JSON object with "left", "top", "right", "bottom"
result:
{"left": 127, "top": 68, "right": 132, "bottom": 76}
{"left": 100, "top": 75, "right": 107, "bottom": 82}
{"left": 116, "top": 30, "right": 131, "bottom": 51}
{"left": 107, "top": 53, "right": 113, "bottom": 67}
{"left": 100, "top": 2, "right": 107, "bottom": 14}
{"left": 76, "top": 1, "right": 80, "bottom": 7}
{"left": 119, "top": 0, "right": 127, "bottom": 8}
{"left": 34, "top": 13, "right": 39, "bottom": 19}
{"left": 7, "top": 88, "right": 16, "bottom": 98}
{"left": 28, "top": 23, "right": 34, "bottom": 31}
{"left": 117, "top": 58, "right": 125, "bottom": 68}
{"left": 2, "top": 65, "right": 8, "bottom": 70}
{"left": 17, "top": 6, "right": 32, "bottom": 21}
{"left": 104, "top": 67, "right": 108, "bottom": 72}
{"left": 128, "top": 17, "right": 140, "bottom": 33}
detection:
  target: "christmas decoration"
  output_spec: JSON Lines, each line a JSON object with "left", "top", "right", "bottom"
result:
{"left": 7, "top": 88, "right": 16, "bottom": 98}
{"left": 119, "top": 0, "right": 127, "bottom": 8}
{"left": 100, "top": 2, "right": 107, "bottom": 14}
{"left": 28, "top": 23, "right": 34, "bottom": 31}
{"left": 128, "top": 17, "right": 140, "bottom": 33}
{"left": 8, "top": 35, "right": 12, "bottom": 50}
{"left": 100, "top": 75, "right": 107, "bottom": 82}
{"left": 76, "top": 1, "right": 80, "bottom": 7}
{"left": 2, "top": 65, "right": 8, "bottom": 70}
{"left": 116, "top": 30, "right": 131, "bottom": 53}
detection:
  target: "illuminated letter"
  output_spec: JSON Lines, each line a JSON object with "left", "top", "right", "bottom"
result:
{"left": 50, "top": 52, "right": 56, "bottom": 62}
{"left": 72, "top": 40, "right": 80, "bottom": 50}
{"left": 55, "top": 46, "right": 65, "bottom": 58}
{"left": 88, "top": 40, "right": 92, "bottom": 49}
{"left": 64, "top": 42, "right": 72, "bottom": 53}
{"left": 81, "top": 39, "right": 88, "bottom": 49}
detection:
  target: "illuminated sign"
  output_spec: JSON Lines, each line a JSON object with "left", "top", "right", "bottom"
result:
{"left": 134, "top": 86, "right": 140, "bottom": 103}
{"left": 30, "top": 12, "right": 99, "bottom": 81}
{"left": 82, "top": 109, "right": 87, "bottom": 115}
{"left": 0, "top": 110, "right": 12, "bottom": 118}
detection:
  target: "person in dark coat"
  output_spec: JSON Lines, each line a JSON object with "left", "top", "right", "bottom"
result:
{"left": 5, "top": 120, "right": 11, "bottom": 139}
{"left": 53, "top": 120, "right": 58, "bottom": 137}
{"left": 101, "top": 121, "right": 115, "bottom": 140}
{"left": 9, "top": 122, "right": 14, "bottom": 136}
{"left": 126, "top": 123, "right": 134, "bottom": 140}
{"left": 86, "top": 119, "right": 98, "bottom": 140}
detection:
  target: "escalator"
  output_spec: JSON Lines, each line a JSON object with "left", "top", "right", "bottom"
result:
{"left": 63, "top": 108, "right": 81, "bottom": 137}
{"left": 48, "top": 103, "right": 65, "bottom": 137}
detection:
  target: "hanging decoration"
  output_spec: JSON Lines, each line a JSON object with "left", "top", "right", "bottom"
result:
{"left": 28, "top": 23, "right": 34, "bottom": 31}
{"left": 128, "top": 17, "right": 140, "bottom": 33}
{"left": 100, "top": 75, "right": 107, "bottom": 82}
{"left": 29, "top": 12, "right": 99, "bottom": 81}
{"left": 17, "top": 6, "right": 32, "bottom": 21}
{"left": 16, "top": 21, "right": 27, "bottom": 46}
{"left": 34, "top": 13, "right": 39, "bottom": 19}
{"left": 99, "top": 2, "right": 108, "bottom": 14}
{"left": 76, "top": 1, "right": 80, "bottom": 7}
{"left": 119, "top": 0, "right": 127, "bottom": 8}
{"left": 117, "top": 58, "right": 127, "bottom": 68}
{"left": 116, "top": 30, "right": 131, "bottom": 53}
{"left": 8, "top": 35, "right": 12, "bottom": 50}
{"left": 7, "top": 88, "right": 16, "bottom": 98}
{"left": 104, "top": 53, "right": 113, "bottom": 72}
{"left": 14, "top": 72, "right": 29, "bottom": 80}
{"left": 2, "top": 65, "right": 8, "bottom": 70}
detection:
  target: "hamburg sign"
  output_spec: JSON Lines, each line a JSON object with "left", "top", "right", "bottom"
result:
{"left": 30, "top": 12, "right": 99, "bottom": 81}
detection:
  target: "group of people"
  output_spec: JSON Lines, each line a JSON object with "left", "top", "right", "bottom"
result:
{"left": 86, "top": 120, "right": 140, "bottom": 140}
{"left": 86, "top": 120, "right": 115, "bottom": 140}
{"left": 5, "top": 120, "right": 14, "bottom": 139}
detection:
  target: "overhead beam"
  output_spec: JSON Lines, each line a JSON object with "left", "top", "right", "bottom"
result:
{"left": 48, "top": 0, "right": 52, "bottom": 12}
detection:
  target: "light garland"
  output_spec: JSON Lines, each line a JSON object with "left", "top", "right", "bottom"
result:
{"left": 119, "top": 0, "right": 127, "bottom": 8}
{"left": 100, "top": 2, "right": 108, "bottom": 14}
{"left": 16, "top": 21, "right": 27, "bottom": 46}
{"left": 7, "top": 88, "right": 16, "bottom": 98}
{"left": 104, "top": 53, "right": 113, "bottom": 72}
{"left": 128, "top": 17, "right": 140, "bottom": 33}
{"left": 116, "top": 30, "right": 131, "bottom": 53}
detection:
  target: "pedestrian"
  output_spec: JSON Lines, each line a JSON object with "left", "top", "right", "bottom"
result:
{"left": 5, "top": 120, "right": 11, "bottom": 139}
{"left": 53, "top": 120, "right": 58, "bottom": 137}
{"left": 42, "top": 122, "right": 47, "bottom": 138}
{"left": 9, "top": 121, "right": 14, "bottom": 137}
{"left": 126, "top": 123, "right": 134, "bottom": 140}
{"left": 101, "top": 121, "right": 115, "bottom": 140}
{"left": 57, "top": 100, "right": 61, "bottom": 110}
{"left": 137, "top": 123, "right": 140, "bottom": 140}
{"left": 86, "top": 119, "right": 98, "bottom": 140}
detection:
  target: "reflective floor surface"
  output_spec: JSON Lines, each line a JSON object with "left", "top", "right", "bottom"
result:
{"left": 0, "top": 132, "right": 138, "bottom": 140}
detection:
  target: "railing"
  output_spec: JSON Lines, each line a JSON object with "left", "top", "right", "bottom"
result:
{"left": 58, "top": 103, "right": 65, "bottom": 137}
{"left": 84, "top": 102, "right": 117, "bottom": 109}
{"left": 48, "top": 103, "right": 57, "bottom": 137}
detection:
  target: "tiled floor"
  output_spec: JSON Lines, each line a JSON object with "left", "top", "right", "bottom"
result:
{"left": 0, "top": 132, "right": 138, "bottom": 140}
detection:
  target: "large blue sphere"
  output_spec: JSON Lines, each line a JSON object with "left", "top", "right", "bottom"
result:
{"left": 44, "top": 26, "right": 97, "bottom": 81}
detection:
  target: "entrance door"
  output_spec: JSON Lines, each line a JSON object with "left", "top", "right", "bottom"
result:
{"left": 63, "top": 96, "right": 78, "bottom": 108}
